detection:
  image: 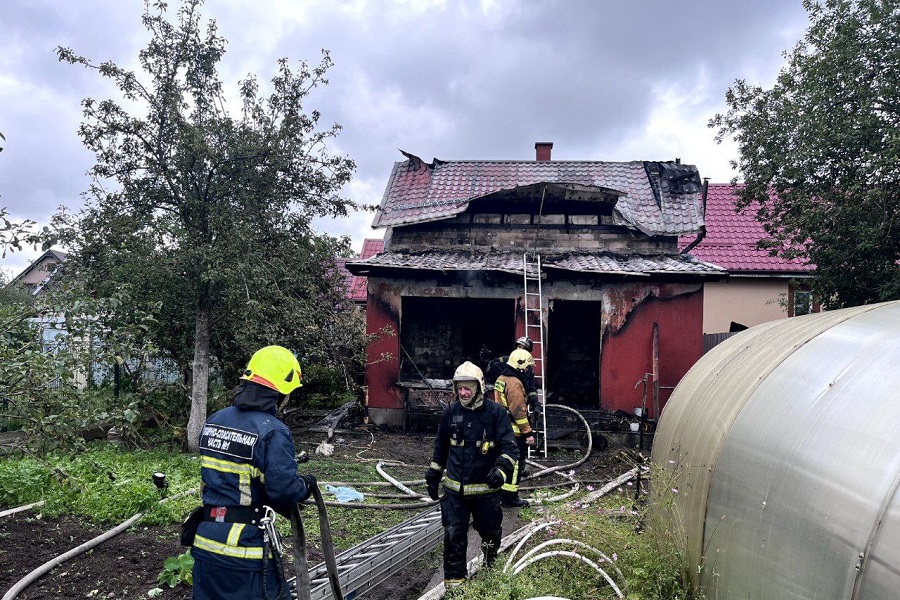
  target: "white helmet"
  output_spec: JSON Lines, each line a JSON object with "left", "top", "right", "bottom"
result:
{"left": 452, "top": 361, "right": 485, "bottom": 409}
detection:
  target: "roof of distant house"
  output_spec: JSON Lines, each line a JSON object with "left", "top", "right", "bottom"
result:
{"left": 373, "top": 151, "right": 705, "bottom": 236}
{"left": 336, "top": 238, "right": 384, "bottom": 303}
{"left": 9, "top": 248, "right": 67, "bottom": 289}
{"left": 679, "top": 184, "right": 814, "bottom": 273}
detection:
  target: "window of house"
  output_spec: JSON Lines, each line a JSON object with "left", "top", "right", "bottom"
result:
{"left": 789, "top": 285, "right": 815, "bottom": 317}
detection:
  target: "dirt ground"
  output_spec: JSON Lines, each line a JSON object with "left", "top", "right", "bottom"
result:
{"left": 0, "top": 423, "right": 636, "bottom": 600}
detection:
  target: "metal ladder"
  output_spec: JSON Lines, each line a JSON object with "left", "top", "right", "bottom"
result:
{"left": 293, "top": 506, "right": 443, "bottom": 599}
{"left": 523, "top": 253, "right": 548, "bottom": 457}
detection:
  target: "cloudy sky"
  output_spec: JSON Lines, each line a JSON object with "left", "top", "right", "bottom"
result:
{"left": 1, "top": 0, "right": 811, "bottom": 275}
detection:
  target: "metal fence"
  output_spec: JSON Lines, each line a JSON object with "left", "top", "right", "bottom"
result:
{"left": 703, "top": 332, "right": 741, "bottom": 354}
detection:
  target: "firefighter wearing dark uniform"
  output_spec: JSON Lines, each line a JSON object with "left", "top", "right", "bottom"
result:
{"left": 192, "top": 346, "right": 316, "bottom": 600}
{"left": 494, "top": 348, "right": 536, "bottom": 508}
{"left": 425, "top": 361, "right": 518, "bottom": 592}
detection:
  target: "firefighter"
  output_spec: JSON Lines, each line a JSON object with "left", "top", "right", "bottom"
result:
{"left": 493, "top": 348, "right": 536, "bottom": 508}
{"left": 191, "top": 345, "right": 316, "bottom": 600}
{"left": 425, "top": 361, "right": 518, "bottom": 592}
{"left": 483, "top": 337, "right": 540, "bottom": 410}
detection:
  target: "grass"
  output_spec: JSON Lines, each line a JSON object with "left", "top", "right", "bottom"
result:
{"left": 0, "top": 440, "right": 426, "bottom": 550}
{"left": 0, "top": 442, "right": 200, "bottom": 525}
{"left": 449, "top": 486, "right": 699, "bottom": 600}
{"left": 0, "top": 440, "right": 698, "bottom": 599}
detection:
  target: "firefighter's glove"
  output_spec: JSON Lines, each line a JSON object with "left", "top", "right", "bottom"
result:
{"left": 479, "top": 347, "right": 492, "bottom": 363}
{"left": 299, "top": 474, "right": 318, "bottom": 502}
{"left": 524, "top": 434, "right": 536, "bottom": 447}
{"left": 485, "top": 467, "right": 505, "bottom": 489}
{"left": 425, "top": 468, "right": 442, "bottom": 501}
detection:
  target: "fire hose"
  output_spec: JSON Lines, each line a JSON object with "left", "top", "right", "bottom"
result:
{"left": 290, "top": 483, "right": 344, "bottom": 600}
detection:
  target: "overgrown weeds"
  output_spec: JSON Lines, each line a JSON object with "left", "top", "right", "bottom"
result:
{"left": 451, "top": 478, "right": 701, "bottom": 600}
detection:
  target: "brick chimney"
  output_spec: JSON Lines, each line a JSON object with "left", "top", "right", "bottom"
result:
{"left": 535, "top": 142, "right": 553, "bottom": 161}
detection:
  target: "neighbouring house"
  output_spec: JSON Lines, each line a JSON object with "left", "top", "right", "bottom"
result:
{"left": 335, "top": 239, "right": 385, "bottom": 310}
{"left": 7, "top": 248, "right": 67, "bottom": 295}
{"left": 346, "top": 143, "right": 727, "bottom": 427}
{"left": 678, "top": 183, "right": 818, "bottom": 338}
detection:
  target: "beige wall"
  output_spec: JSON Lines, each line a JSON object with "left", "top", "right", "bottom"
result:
{"left": 703, "top": 278, "right": 789, "bottom": 334}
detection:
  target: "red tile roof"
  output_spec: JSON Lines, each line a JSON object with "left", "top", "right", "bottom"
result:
{"left": 679, "top": 184, "right": 814, "bottom": 273}
{"left": 373, "top": 152, "right": 705, "bottom": 236}
{"left": 336, "top": 238, "right": 384, "bottom": 303}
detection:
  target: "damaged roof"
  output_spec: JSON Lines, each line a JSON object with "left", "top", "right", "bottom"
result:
{"left": 347, "top": 249, "right": 725, "bottom": 278}
{"left": 372, "top": 151, "right": 705, "bottom": 236}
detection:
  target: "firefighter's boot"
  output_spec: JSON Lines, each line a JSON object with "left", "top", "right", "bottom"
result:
{"left": 501, "top": 491, "right": 530, "bottom": 508}
{"left": 482, "top": 540, "right": 499, "bottom": 569}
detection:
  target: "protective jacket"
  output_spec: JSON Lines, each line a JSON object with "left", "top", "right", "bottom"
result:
{"left": 495, "top": 367, "right": 534, "bottom": 437}
{"left": 192, "top": 381, "right": 310, "bottom": 598}
{"left": 430, "top": 398, "right": 518, "bottom": 496}
{"left": 486, "top": 355, "right": 539, "bottom": 404}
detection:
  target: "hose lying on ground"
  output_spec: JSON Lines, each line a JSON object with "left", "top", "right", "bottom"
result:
{"left": 0, "top": 501, "right": 45, "bottom": 519}
{"left": 1, "top": 487, "right": 198, "bottom": 600}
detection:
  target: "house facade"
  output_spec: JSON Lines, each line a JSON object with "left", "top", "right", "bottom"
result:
{"left": 347, "top": 143, "right": 726, "bottom": 427}
{"left": 678, "top": 184, "right": 817, "bottom": 336}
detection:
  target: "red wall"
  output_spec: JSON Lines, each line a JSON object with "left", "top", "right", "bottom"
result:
{"left": 600, "top": 289, "right": 703, "bottom": 418}
{"left": 365, "top": 284, "right": 402, "bottom": 410}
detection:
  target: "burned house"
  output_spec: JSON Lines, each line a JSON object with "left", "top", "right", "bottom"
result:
{"left": 347, "top": 143, "right": 726, "bottom": 427}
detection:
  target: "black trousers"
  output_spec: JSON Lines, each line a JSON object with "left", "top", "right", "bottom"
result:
{"left": 439, "top": 491, "right": 502, "bottom": 579}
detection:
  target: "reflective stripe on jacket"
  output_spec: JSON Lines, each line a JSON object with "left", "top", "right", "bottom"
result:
{"left": 193, "top": 404, "right": 308, "bottom": 570}
{"left": 430, "top": 398, "right": 518, "bottom": 496}
{"left": 494, "top": 376, "right": 533, "bottom": 436}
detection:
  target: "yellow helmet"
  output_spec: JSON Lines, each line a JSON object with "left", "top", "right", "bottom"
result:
{"left": 240, "top": 346, "right": 303, "bottom": 395}
{"left": 507, "top": 348, "right": 534, "bottom": 371}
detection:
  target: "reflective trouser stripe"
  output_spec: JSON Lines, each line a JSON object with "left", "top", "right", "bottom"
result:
{"left": 430, "top": 462, "right": 444, "bottom": 471}
{"left": 444, "top": 478, "right": 493, "bottom": 495}
{"left": 201, "top": 455, "right": 262, "bottom": 506}
{"left": 194, "top": 534, "right": 268, "bottom": 559}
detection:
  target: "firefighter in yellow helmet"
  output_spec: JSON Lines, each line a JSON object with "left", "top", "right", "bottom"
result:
{"left": 191, "top": 345, "right": 316, "bottom": 600}
{"left": 425, "top": 361, "right": 518, "bottom": 591}
{"left": 493, "top": 348, "right": 536, "bottom": 508}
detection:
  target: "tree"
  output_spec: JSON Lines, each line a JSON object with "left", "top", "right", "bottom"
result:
{"left": 56, "top": 0, "right": 358, "bottom": 450}
{"left": 711, "top": 0, "right": 900, "bottom": 308}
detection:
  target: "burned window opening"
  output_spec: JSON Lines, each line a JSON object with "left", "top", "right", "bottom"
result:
{"left": 400, "top": 297, "right": 515, "bottom": 382}
{"left": 546, "top": 300, "right": 602, "bottom": 408}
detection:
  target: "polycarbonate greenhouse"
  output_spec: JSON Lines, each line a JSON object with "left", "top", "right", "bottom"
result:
{"left": 651, "top": 300, "right": 900, "bottom": 599}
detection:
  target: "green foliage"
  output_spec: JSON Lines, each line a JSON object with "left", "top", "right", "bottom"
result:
{"left": 711, "top": 0, "right": 900, "bottom": 308}
{"left": 0, "top": 207, "right": 39, "bottom": 258}
{"left": 157, "top": 550, "right": 194, "bottom": 588}
{"left": 53, "top": 0, "right": 363, "bottom": 450}
{"left": 301, "top": 363, "right": 358, "bottom": 408}
{"left": 0, "top": 442, "right": 200, "bottom": 524}
{"left": 0, "top": 274, "right": 163, "bottom": 451}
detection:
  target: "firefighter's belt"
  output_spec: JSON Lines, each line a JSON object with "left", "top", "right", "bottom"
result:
{"left": 201, "top": 504, "right": 264, "bottom": 525}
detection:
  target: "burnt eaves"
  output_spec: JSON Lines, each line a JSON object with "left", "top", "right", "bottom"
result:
{"left": 346, "top": 249, "right": 727, "bottom": 280}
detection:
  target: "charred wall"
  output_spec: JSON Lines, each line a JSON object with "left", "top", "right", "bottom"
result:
{"left": 387, "top": 219, "right": 676, "bottom": 254}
